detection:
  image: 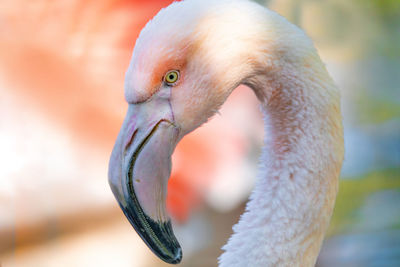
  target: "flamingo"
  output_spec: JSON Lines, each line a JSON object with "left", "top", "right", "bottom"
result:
{"left": 108, "top": 0, "right": 344, "bottom": 266}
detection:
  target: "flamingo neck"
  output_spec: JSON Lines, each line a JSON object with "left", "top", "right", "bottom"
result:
{"left": 219, "top": 38, "right": 344, "bottom": 266}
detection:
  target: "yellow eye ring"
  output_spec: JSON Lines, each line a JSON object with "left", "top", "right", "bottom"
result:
{"left": 164, "top": 70, "right": 180, "bottom": 85}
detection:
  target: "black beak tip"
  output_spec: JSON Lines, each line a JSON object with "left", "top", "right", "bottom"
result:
{"left": 139, "top": 218, "right": 183, "bottom": 264}
{"left": 119, "top": 201, "right": 183, "bottom": 265}
{"left": 163, "top": 247, "right": 182, "bottom": 264}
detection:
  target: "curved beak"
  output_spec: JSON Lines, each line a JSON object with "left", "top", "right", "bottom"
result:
{"left": 108, "top": 92, "right": 182, "bottom": 264}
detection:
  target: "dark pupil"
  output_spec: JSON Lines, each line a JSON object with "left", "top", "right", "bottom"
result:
{"left": 169, "top": 74, "right": 175, "bottom": 80}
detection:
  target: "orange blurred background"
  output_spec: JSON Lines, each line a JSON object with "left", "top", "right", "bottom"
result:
{"left": 1, "top": 0, "right": 400, "bottom": 266}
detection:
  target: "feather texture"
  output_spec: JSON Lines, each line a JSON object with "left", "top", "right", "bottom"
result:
{"left": 126, "top": 0, "right": 344, "bottom": 265}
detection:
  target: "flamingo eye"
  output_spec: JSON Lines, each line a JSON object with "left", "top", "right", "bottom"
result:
{"left": 164, "top": 70, "right": 180, "bottom": 85}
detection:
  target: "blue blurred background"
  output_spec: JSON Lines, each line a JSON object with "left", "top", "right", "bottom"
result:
{"left": 1, "top": 0, "right": 399, "bottom": 266}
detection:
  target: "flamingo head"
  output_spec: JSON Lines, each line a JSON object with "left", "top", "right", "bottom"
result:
{"left": 108, "top": 0, "right": 270, "bottom": 264}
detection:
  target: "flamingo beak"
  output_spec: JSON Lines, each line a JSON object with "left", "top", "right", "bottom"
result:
{"left": 108, "top": 92, "right": 182, "bottom": 264}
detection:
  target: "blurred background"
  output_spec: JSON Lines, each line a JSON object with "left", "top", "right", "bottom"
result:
{"left": 0, "top": 0, "right": 399, "bottom": 266}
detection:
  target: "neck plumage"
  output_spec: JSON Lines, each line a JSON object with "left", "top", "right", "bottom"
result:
{"left": 214, "top": 7, "right": 344, "bottom": 267}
